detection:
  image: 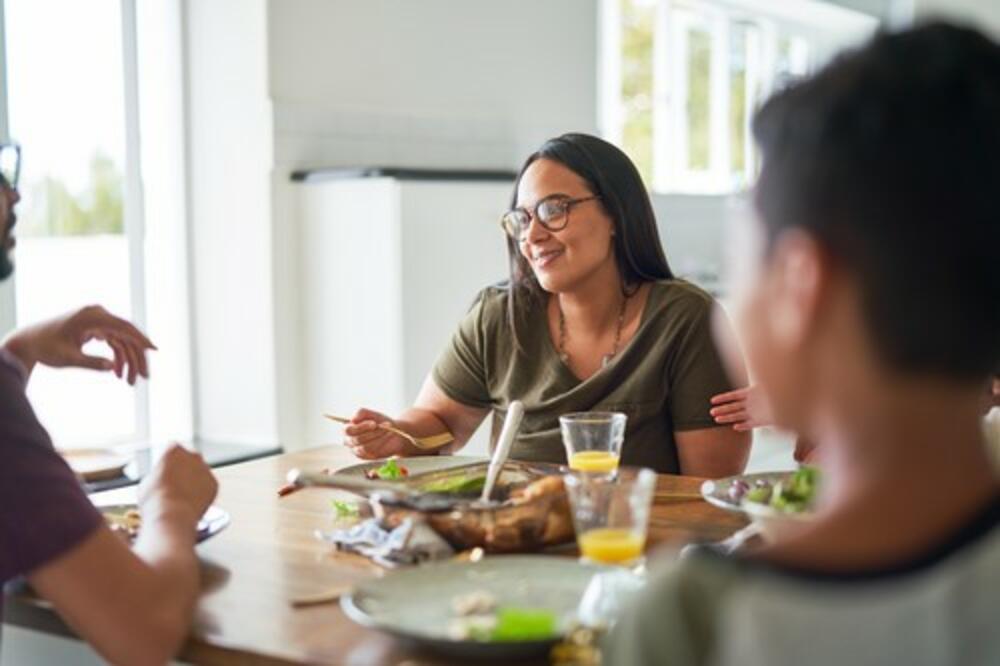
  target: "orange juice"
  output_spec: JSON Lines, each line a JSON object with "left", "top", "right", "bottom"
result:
{"left": 578, "top": 528, "right": 645, "bottom": 564}
{"left": 568, "top": 450, "right": 620, "bottom": 473}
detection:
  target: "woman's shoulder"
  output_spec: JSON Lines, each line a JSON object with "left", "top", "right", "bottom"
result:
{"left": 469, "top": 282, "right": 512, "bottom": 321}
{"left": 646, "top": 278, "right": 718, "bottom": 321}
{"left": 650, "top": 277, "right": 716, "bottom": 303}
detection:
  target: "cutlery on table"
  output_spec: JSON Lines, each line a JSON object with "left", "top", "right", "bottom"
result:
{"left": 324, "top": 413, "right": 454, "bottom": 451}
{"left": 478, "top": 401, "right": 524, "bottom": 504}
{"left": 289, "top": 583, "right": 353, "bottom": 608}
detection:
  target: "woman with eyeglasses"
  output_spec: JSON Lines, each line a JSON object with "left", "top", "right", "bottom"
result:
{"left": 344, "top": 133, "right": 750, "bottom": 476}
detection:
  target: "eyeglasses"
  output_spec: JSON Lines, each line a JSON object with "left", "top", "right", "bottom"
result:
{"left": 500, "top": 194, "right": 600, "bottom": 240}
{"left": 0, "top": 143, "right": 21, "bottom": 191}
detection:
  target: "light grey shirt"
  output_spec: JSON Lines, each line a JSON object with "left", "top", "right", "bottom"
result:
{"left": 606, "top": 497, "right": 1000, "bottom": 666}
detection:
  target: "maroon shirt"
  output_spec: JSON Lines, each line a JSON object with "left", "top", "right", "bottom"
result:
{"left": 0, "top": 348, "right": 102, "bottom": 618}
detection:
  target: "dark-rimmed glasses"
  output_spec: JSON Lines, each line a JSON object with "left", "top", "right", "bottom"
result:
{"left": 500, "top": 194, "right": 600, "bottom": 240}
{"left": 0, "top": 143, "right": 21, "bottom": 191}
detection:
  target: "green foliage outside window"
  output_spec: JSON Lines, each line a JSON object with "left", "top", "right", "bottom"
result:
{"left": 687, "top": 29, "right": 711, "bottom": 171}
{"left": 621, "top": 0, "right": 655, "bottom": 187}
{"left": 21, "top": 152, "right": 124, "bottom": 237}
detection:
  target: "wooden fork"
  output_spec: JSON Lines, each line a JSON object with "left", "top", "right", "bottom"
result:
{"left": 324, "top": 414, "right": 454, "bottom": 451}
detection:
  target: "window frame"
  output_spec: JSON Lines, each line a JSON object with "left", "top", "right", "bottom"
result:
{"left": 0, "top": 0, "right": 151, "bottom": 446}
{"left": 601, "top": 0, "right": 878, "bottom": 195}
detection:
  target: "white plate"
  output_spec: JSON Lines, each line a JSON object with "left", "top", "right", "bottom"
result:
{"left": 701, "top": 471, "right": 815, "bottom": 542}
{"left": 333, "top": 454, "right": 488, "bottom": 481}
{"left": 699, "top": 471, "right": 794, "bottom": 513}
{"left": 97, "top": 503, "right": 231, "bottom": 543}
{"left": 62, "top": 448, "right": 131, "bottom": 482}
{"left": 341, "top": 555, "right": 617, "bottom": 659}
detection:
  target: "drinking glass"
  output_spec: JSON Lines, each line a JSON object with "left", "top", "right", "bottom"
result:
{"left": 564, "top": 467, "right": 656, "bottom": 567}
{"left": 560, "top": 412, "right": 626, "bottom": 474}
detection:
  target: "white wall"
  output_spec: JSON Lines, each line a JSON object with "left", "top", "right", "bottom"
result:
{"left": 184, "top": 0, "right": 278, "bottom": 447}
{"left": 268, "top": 0, "right": 599, "bottom": 171}
{"left": 910, "top": 0, "right": 1000, "bottom": 35}
{"left": 268, "top": 0, "right": 599, "bottom": 449}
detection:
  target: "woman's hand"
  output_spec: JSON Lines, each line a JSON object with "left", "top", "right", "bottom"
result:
{"left": 3, "top": 304, "right": 155, "bottom": 384}
{"left": 709, "top": 386, "right": 773, "bottom": 432}
{"left": 343, "top": 408, "right": 412, "bottom": 459}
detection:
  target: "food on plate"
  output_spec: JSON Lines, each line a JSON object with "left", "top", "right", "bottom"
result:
{"left": 364, "top": 458, "right": 409, "bottom": 480}
{"left": 104, "top": 508, "right": 142, "bottom": 540}
{"left": 490, "top": 607, "right": 558, "bottom": 642}
{"left": 374, "top": 470, "right": 574, "bottom": 553}
{"left": 452, "top": 590, "right": 497, "bottom": 616}
{"left": 446, "top": 592, "right": 557, "bottom": 642}
{"left": 420, "top": 474, "right": 486, "bottom": 495}
{"left": 735, "top": 466, "right": 820, "bottom": 513}
{"left": 331, "top": 499, "right": 360, "bottom": 519}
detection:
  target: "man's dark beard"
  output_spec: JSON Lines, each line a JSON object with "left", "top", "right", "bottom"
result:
{"left": 0, "top": 248, "right": 12, "bottom": 281}
{"left": 0, "top": 211, "right": 14, "bottom": 280}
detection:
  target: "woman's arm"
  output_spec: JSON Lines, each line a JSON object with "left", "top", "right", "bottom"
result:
{"left": 676, "top": 426, "right": 751, "bottom": 478}
{"left": 344, "top": 375, "right": 489, "bottom": 459}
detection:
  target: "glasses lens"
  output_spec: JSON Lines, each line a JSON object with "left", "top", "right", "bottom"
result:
{"left": 537, "top": 198, "right": 569, "bottom": 226}
{"left": 0, "top": 146, "right": 19, "bottom": 189}
{"left": 501, "top": 210, "right": 530, "bottom": 239}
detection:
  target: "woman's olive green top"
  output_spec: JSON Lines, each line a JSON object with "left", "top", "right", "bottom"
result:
{"left": 431, "top": 279, "right": 735, "bottom": 474}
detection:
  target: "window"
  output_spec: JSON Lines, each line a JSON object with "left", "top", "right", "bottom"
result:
{"left": 603, "top": 0, "right": 877, "bottom": 194}
{"left": 2, "top": 0, "right": 147, "bottom": 448}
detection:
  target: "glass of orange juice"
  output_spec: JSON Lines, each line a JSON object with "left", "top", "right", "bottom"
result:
{"left": 564, "top": 467, "right": 656, "bottom": 568}
{"left": 560, "top": 412, "right": 626, "bottom": 475}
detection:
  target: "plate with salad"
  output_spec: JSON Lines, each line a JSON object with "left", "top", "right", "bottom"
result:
{"left": 334, "top": 454, "right": 488, "bottom": 483}
{"left": 341, "top": 555, "right": 616, "bottom": 658}
{"left": 701, "top": 466, "right": 821, "bottom": 539}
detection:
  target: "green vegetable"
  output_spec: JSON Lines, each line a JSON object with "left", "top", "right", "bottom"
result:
{"left": 421, "top": 475, "right": 486, "bottom": 495}
{"left": 375, "top": 459, "right": 403, "bottom": 480}
{"left": 769, "top": 466, "right": 819, "bottom": 513}
{"left": 488, "top": 607, "right": 557, "bottom": 642}
{"left": 742, "top": 466, "right": 820, "bottom": 514}
{"left": 745, "top": 486, "right": 772, "bottom": 504}
{"left": 331, "top": 499, "right": 359, "bottom": 518}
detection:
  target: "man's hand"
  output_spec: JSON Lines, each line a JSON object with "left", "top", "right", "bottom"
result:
{"left": 138, "top": 444, "right": 218, "bottom": 526}
{"left": 3, "top": 304, "right": 156, "bottom": 383}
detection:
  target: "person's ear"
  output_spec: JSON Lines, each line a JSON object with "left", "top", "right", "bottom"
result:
{"left": 765, "top": 229, "right": 826, "bottom": 353}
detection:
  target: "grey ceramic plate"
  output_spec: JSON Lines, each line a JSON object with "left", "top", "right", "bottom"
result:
{"left": 333, "top": 454, "right": 488, "bottom": 481}
{"left": 98, "top": 503, "right": 231, "bottom": 543}
{"left": 700, "top": 471, "right": 795, "bottom": 512}
{"left": 341, "top": 555, "right": 613, "bottom": 659}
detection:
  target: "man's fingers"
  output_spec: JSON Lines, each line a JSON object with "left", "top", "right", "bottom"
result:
{"left": 107, "top": 339, "right": 126, "bottom": 378}
{"left": 75, "top": 353, "right": 114, "bottom": 372}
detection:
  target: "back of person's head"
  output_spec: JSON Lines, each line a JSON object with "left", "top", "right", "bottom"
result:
{"left": 752, "top": 22, "right": 1000, "bottom": 381}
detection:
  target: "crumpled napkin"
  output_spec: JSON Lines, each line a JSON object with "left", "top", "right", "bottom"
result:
{"left": 316, "top": 517, "right": 455, "bottom": 568}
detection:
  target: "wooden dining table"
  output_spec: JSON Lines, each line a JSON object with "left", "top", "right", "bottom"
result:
{"left": 4, "top": 445, "right": 748, "bottom": 665}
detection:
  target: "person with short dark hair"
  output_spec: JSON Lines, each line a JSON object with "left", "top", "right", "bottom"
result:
{"left": 342, "top": 133, "right": 751, "bottom": 476}
{"left": 0, "top": 145, "right": 218, "bottom": 664}
{"left": 607, "top": 22, "right": 1000, "bottom": 665}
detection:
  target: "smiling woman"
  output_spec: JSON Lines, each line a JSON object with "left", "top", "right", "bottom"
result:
{"left": 343, "top": 133, "right": 750, "bottom": 477}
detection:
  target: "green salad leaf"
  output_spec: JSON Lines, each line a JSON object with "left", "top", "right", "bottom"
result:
{"left": 375, "top": 459, "right": 403, "bottom": 480}
{"left": 331, "top": 499, "right": 359, "bottom": 518}
{"left": 770, "top": 466, "right": 819, "bottom": 513}
{"left": 488, "top": 607, "right": 557, "bottom": 642}
{"left": 421, "top": 475, "right": 486, "bottom": 495}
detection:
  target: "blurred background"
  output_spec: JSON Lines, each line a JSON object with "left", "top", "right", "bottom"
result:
{"left": 0, "top": 0, "right": 995, "bottom": 470}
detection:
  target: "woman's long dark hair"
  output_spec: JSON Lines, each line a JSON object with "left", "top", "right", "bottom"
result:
{"left": 505, "top": 132, "right": 673, "bottom": 346}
